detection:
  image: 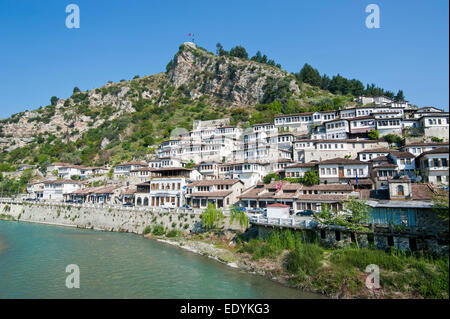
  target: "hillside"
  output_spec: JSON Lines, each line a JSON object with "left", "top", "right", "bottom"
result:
{"left": 0, "top": 42, "right": 354, "bottom": 170}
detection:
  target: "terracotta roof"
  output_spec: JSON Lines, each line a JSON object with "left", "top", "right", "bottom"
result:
{"left": 267, "top": 203, "right": 290, "bottom": 208}
{"left": 43, "top": 179, "right": 82, "bottom": 185}
{"left": 403, "top": 142, "right": 448, "bottom": 147}
{"left": 349, "top": 178, "right": 374, "bottom": 185}
{"left": 417, "top": 147, "right": 449, "bottom": 157}
{"left": 358, "top": 148, "right": 391, "bottom": 154}
{"left": 374, "top": 163, "right": 397, "bottom": 169}
{"left": 285, "top": 162, "right": 318, "bottom": 169}
{"left": 116, "top": 161, "right": 148, "bottom": 167}
{"left": 388, "top": 150, "right": 415, "bottom": 159}
{"left": 411, "top": 184, "right": 436, "bottom": 201}
{"left": 370, "top": 156, "right": 390, "bottom": 162}
{"left": 319, "top": 158, "right": 367, "bottom": 165}
{"left": 130, "top": 167, "right": 153, "bottom": 172}
{"left": 188, "top": 191, "right": 233, "bottom": 198}
{"left": 300, "top": 184, "right": 354, "bottom": 191}
{"left": 297, "top": 194, "right": 349, "bottom": 201}
{"left": 187, "top": 179, "right": 242, "bottom": 187}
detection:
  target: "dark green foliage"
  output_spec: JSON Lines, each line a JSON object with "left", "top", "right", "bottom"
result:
{"left": 263, "top": 172, "right": 280, "bottom": 184}
{"left": 296, "top": 63, "right": 322, "bottom": 87}
{"left": 229, "top": 46, "right": 248, "bottom": 59}
{"left": 50, "top": 96, "right": 58, "bottom": 106}
{"left": 368, "top": 130, "right": 379, "bottom": 140}
{"left": 383, "top": 133, "right": 404, "bottom": 146}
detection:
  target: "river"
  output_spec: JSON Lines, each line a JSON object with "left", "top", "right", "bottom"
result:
{"left": 0, "top": 220, "right": 322, "bottom": 299}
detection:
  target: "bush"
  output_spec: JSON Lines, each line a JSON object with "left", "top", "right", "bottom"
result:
{"left": 285, "top": 244, "right": 323, "bottom": 275}
{"left": 368, "top": 130, "right": 379, "bottom": 140}
{"left": 143, "top": 226, "right": 151, "bottom": 235}
{"left": 152, "top": 224, "right": 166, "bottom": 236}
{"left": 167, "top": 229, "right": 181, "bottom": 238}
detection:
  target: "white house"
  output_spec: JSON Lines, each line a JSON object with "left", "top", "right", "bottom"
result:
{"left": 42, "top": 179, "right": 84, "bottom": 201}
{"left": 266, "top": 203, "right": 290, "bottom": 218}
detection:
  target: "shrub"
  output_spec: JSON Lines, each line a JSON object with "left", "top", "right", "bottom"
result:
{"left": 143, "top": 226, "right": 151, "bottom": 235}
{"left": 285, "top": 243, "right": 323, "bottom": 275}
{"left": 152, "top": 224, "right": 166, "bottom": 236}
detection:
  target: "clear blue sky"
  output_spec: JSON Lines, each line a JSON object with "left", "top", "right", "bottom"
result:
{"left": 0, "top": 0, "right": 448, "bottom": 118}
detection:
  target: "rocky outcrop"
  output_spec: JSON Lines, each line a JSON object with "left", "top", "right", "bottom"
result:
{"left": 167, "top": 42, "right": 301, "bottom": 106}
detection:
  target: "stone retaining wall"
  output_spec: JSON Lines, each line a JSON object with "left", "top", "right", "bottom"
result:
{"left": 0, "top": 201, "right": 243, "bottom": 234}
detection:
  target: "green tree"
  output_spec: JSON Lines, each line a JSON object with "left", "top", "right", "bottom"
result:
{"left": 263, "top": 172, "right": 280, "bottom": 184}
{"left": 433, "top": 191, "right": 449, "bottom": 222}
{"left": 229, "top": 206, "right": 248, "bottom": 230}
{"left": 301, "top": 170, "right": 320, "bottom": 186}
{"left": 395, "top": 90, "right": 405, "bottom": 101}
{"left": 201, "top": 203, "right": 225, "bottom": 231}
{"left": 216, "top": 42, "right": 227, "bottom": 56}
{"left": 50, "top": 96, "right": 58, "bottom": 106}
{"left": 185, "top": 159, "right": 195, "bottom": 169}
{"left": 229, "top": 46, "right": 248, "bottom": 59}
{"left": 296, "top": 63, "right": 322, "bottom": 87}
{"left": 383, "top": 134, "right": 403, "bottom": 146}
{"left": 315, "top": 198, "right": 372, "bottom": 248}
{"left": 73, "top": 87, "right": 81, "bottom": 94}
{"left": 368, "top": 130, "right": 379, "bottom": 140}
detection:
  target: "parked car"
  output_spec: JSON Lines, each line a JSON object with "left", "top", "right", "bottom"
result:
{"left": 248, "top": 207, "right": 265, "bottom": 214}
{"left": 296, "top": 210, "right": 315, "bottom": 217}
{"left": 231, "top": 205, "right": 246, "bottom": 212}
{"left": 25, "top": 198, "right": 38, "bottom": 202}
{"left": 180, "top": 204, "right": 193, "bottom": 210}
{"left": 65, "top": 199, "right": 74, "bottom": 203}
{"left": 123, "top": 202, "right": 134, "bottom": 207}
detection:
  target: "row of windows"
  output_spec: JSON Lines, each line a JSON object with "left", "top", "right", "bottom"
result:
{"left": 320, "top": 168, "right": 364, "bottom": 176}
{"left": 377, "top": 120, "right": 401, "bottom": 127}
{"left": 151, "top": 183, "right": 181, "bottom": 190}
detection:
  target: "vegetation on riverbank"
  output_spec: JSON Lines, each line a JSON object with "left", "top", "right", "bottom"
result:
{"left": 236, "top": 229, "right": 449, "bottom": 299}
{"left": 143, "top": 225, "right": 449, "bottom": 299}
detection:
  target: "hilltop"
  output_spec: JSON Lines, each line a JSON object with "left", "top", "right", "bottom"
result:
{"left": 0, "top": 42, "right": 356, "bottom": 169}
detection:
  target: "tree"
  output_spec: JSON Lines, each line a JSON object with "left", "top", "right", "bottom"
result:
{"left": 201, "top": 203, "right": 225, "bottom": 231}
{"left": 229, "top": 46, "right": 248, "bottom": 59}
{"left": 342, "top": 198, "right": 372, "bottom": 248}
{"left": 368, "top": 130, "right": 379, "bottom": 140}
{"left": 263, "top": 172, "right": 280, "bottom": 184}
{"left": 315, "top": 198, "right": 371, "bottom": 248}
{"left": 395, "top": 90, "right": 405, "bottom": 101}
{"left": 433, "top": 191, "right": 449, "bottom": 222}
{"left": 216, "top": 42, "right": 227, "bottom": 56}
{"left": 73, "top": 87, "right": 81, "bottom": 94}
{"left": 50, "top": 96, "right": 59, "bottom": 106}
{"left": 185, "top": 159, "right": 195, "bottom": 169}
{"left": 301, "top": 170, "right": 320, "bottom": 186}
{"left": 296, "top": 63, "right": 321, "bottom": 87}
{"left": 229, "top": 206, "right": 248, "bottom": 230}
{"left": 383, "top": 134, "right": 403, "bottom": 146}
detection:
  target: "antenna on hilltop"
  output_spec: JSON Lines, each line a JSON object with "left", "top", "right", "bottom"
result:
{"left": 188, "top": 32, "right": 195, "bottom": 44}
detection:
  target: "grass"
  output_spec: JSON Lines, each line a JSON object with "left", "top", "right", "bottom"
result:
{"left": 237, "top": 229, "right": 449, "bottom": 299}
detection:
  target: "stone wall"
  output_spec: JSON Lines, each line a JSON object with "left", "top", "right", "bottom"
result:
{"left": 0, "top": 201, "right": 243, "bottom": 235}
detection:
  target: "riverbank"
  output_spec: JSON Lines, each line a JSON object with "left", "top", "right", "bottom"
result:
{"left": 142, "top": 230, "right": 449, "bottom": 299}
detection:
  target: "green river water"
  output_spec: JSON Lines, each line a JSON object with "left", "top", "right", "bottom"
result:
{"left": 0, "top": 220, "right": 323, "bottom": 299}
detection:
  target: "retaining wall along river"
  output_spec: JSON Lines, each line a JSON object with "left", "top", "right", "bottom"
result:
{"left": 0, "top": 200, "right": 242, "bottom": 234}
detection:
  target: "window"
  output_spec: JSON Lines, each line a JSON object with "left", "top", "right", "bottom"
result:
{"left": 335, "top": 231, "right": 341, "bottom": 241}
{"left": 397, "top": 185, "right": 404, "bottom": 196}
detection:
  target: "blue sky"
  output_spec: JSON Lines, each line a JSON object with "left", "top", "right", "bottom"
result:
{"left": 0, "top": 0, "right": 448, "bottom": 118}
